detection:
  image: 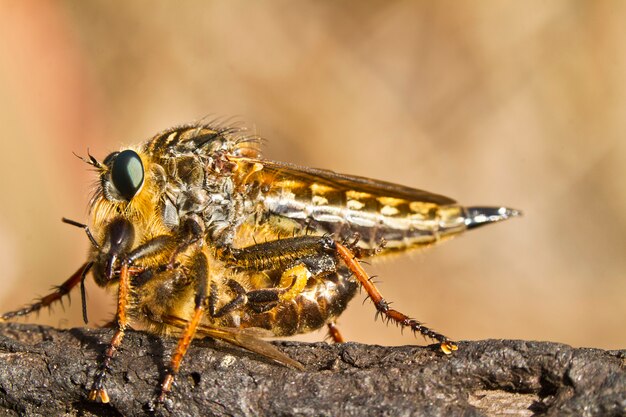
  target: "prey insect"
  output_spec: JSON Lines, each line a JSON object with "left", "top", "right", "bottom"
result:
{"left": 1, "top": 123, "right": 519, "bottom": 404}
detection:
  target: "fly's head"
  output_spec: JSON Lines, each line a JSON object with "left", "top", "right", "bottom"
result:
{"left": 85, "top": 148, "right": 168, "bottom": 287}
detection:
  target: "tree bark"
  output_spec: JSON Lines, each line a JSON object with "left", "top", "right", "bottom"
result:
{"left": 0, "top": 322, "right": 623, "bottom": 417}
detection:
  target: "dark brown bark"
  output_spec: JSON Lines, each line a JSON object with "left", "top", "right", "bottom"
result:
{"left": 0, "top": 322, "right": 623, "bottom": 416}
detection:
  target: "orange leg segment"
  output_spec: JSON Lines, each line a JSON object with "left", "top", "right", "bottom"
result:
{"left": 335, "top": 242, "right": 457, "bottom": 354}
{"left": 158, "top": 306, "right": 205, "bottom": 402}
{"left": 88, "top": 263, "right": 131, "bottom": 403}
{"left": 157, "top": 250, "right": 210, "bottom": 403}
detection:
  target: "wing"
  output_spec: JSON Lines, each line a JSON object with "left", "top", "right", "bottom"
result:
{"left": 163, "top": 315, "right": 303, "bottom": 370}
{"left": 232, "top": 157, "right": 467, "bottom": 253}
{"left": 238, "top": 158, "right": 456, "bottom": 205}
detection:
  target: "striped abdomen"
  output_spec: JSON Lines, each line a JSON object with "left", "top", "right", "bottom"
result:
{"left": 236, "top": 157, "right": 519, "bottom": 255}
{"left": 262, "top": 184, "right": 468, "bottom": 253}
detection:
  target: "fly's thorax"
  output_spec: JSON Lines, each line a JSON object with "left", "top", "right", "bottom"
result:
{"left": 148, "top": 127, "right": 266, "bottom": 245}
{"left": 159, "top": 151, "right": 248, "bottom": 245}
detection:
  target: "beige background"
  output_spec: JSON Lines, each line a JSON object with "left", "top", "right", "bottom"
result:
{"left": 0, "top": 1, "right": 624, "bottom": 349}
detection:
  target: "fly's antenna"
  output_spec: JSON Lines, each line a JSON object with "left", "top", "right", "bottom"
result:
{"left": 62, "top": 218, "right": 100, "bottom": 249}
{"left": 73, "top": 149, "right": 103, "bottom": 169}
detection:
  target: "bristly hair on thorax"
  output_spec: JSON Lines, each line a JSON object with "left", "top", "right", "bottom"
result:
{"left": 83, "top": 121, "right": 265, "bottom": 248}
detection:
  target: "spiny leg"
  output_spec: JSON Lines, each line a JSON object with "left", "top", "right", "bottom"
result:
{"left": 215, "top": 235, "right": 338, "bottom": 315}
{"left": 334, "top": 242, "right": 457, "bottom": 354}
{"left": 158, "top": 251, "right": 209, "bottom": 403}
{"left": 167, "top": 215, "right": 205, "bottom": 269}
{"left": 219, "top": 235, "right": 336, "bottom": 272}
{"left": 208, "top": 263, "right": 313, "bottom": 318}
{"left": 326, "top": 322, "right": 345, "bottom": 343}
{"left": 89, "top": 263, "right": 131, "bottom": 403}
{"left": 1, "top": 262, "right": 91, "bottom": 321}
{"left": 209, "top": 279, "right": 247, "bottom": 318}
{"left": 245, "top": 263, "right": 312, "bottom": 313}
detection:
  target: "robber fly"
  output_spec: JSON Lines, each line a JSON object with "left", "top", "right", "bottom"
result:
{"left": 1, "top": 123, "right": 520, "bottom": 404}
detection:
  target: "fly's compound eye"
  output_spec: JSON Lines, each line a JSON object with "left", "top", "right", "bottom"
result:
{"left": 110, "top": 150, "right": 144, "bottom": 201}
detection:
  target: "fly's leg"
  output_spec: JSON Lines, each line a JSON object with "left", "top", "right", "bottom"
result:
{"left": 167, "top": 215, "right": 205, "bottom": 269}
{"left": 245, "top": 263, "right": 311, "bottom": 312}
{"left": 88, "top": 263, "right": 131, "bottom": 403}
{"left": 327, "top": 322, "right": 345, "bottom": 343}
{"left": 209, "top": 279, "right": 247, "bottom": 318}
{"left": 334, "top": 242, "right": 457, "bottom": 354}
{"left": 220, "top": 235, "right": 336, "bottom": 272}
{"left": 213, "top": 235, "right": 337, "bottom": 314}
{"left": 1, "top": 262, "right": 92, "bottom": 321}
{"left": 276, "top": 264, "right": 310, "bottom": 301}
{"left": 221, "top": 235, "right": 451, "bottom": 350}
{"left": 208, "top": 263, "right": 311, "bottom": 318}
{"left": 158, "top": 251, "right": 209, "bottom": 403}
{"left": 89, "top": 235, "right": 175, "bottom": 403}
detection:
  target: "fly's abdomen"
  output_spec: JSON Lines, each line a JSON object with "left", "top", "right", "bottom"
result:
{"left": 263, "top": 186, "right": 468, "bottom": 253}
{"left": 241, "top": 158, "right": 520, "bottom": 255}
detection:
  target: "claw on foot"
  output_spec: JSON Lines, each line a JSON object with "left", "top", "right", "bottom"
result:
{"left": 157, "top": 373, "right": 175, "bottom": 403}
{"left": 88, "top": 388, "right": 110, "bottom": 403}
{"left": 440, "top": 341, "right": 458, "bottom": 355}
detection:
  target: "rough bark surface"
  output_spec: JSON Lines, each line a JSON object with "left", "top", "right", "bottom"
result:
{"left": 0, "top": 323, "right": 623, "bottom": 417}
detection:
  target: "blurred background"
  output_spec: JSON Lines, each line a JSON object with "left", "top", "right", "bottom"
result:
{"left": 0, "top": 1, "right": 624, "bottom": 350}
